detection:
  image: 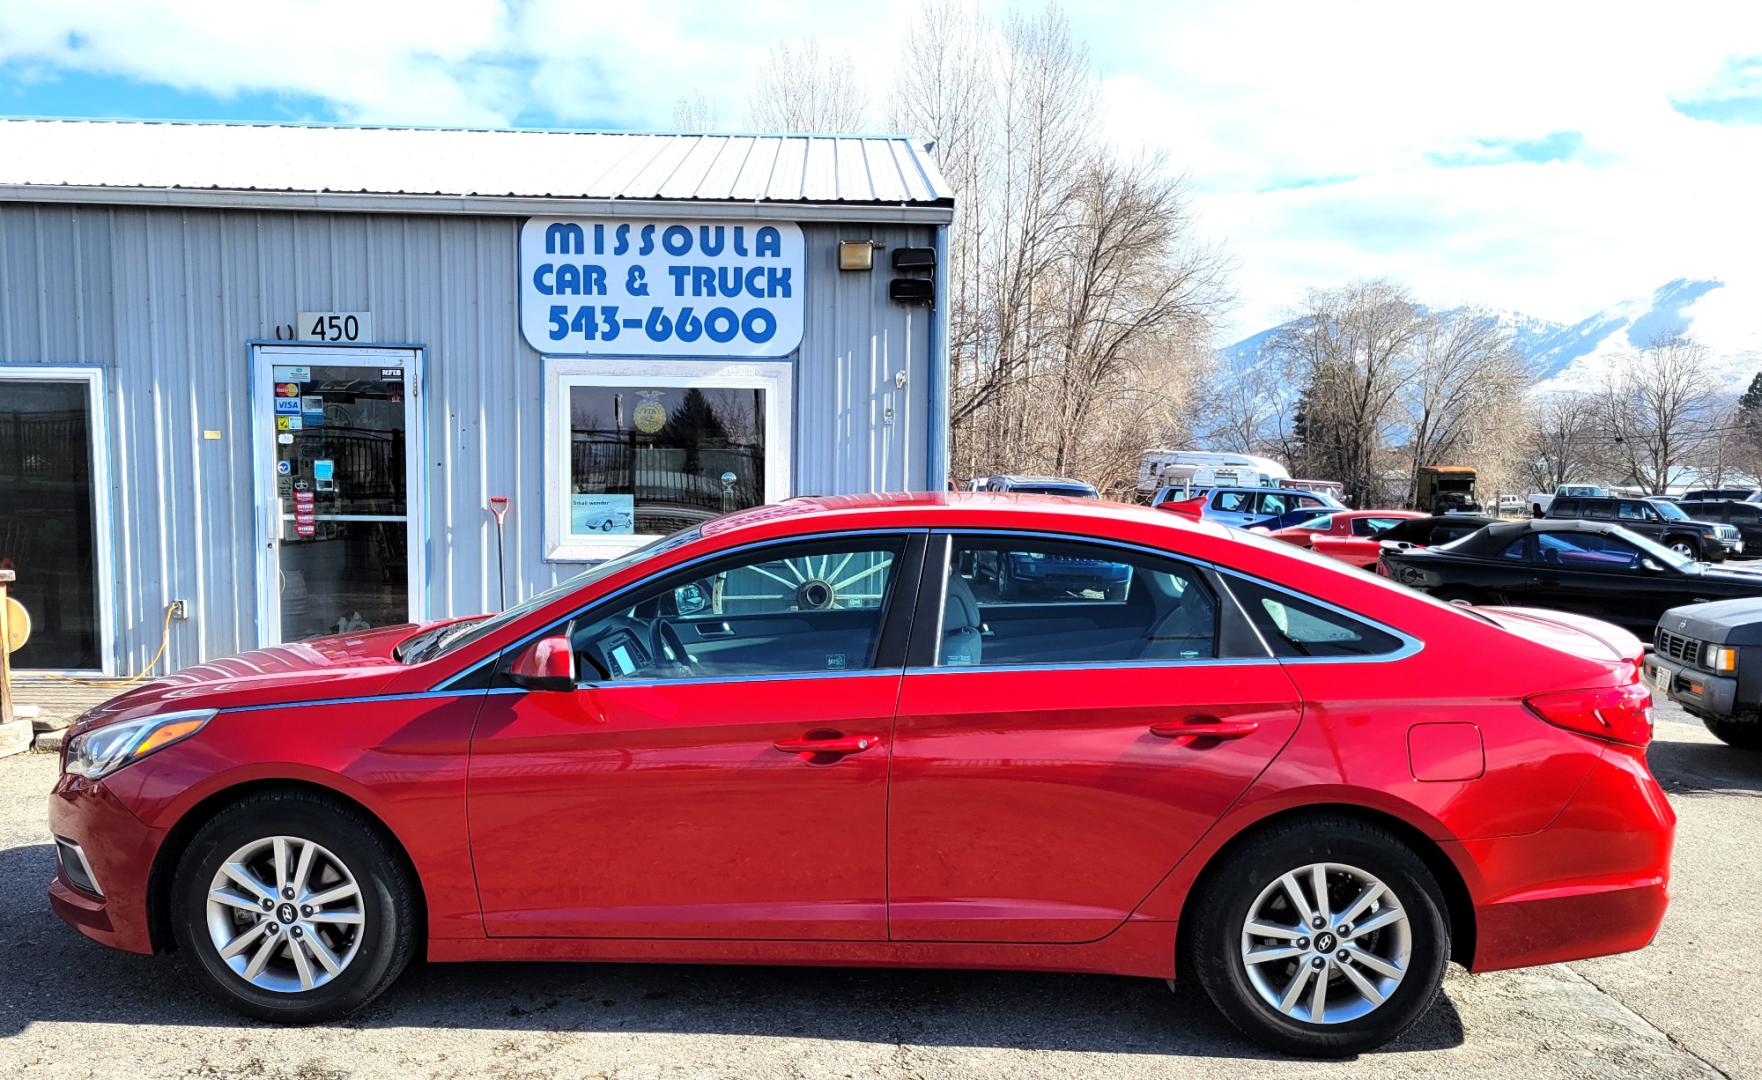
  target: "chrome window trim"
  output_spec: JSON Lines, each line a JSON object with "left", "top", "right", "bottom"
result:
{"left": 433, "top": 656, "right": 494, "bottom": 692}
{"left": 496, "top": 527, "right": 927, "bottom": 687}
{"left": 421, "top": 527, "right": 927, "bottom": 691}
{"left": 926, "top": 528, "right": 1264, "bottom": 670}
{"left": 923, "top": 527, "right": 1420, "bottom": 669}
{"left": 1211, "top": 567, "right": 1424, "bottom": 665}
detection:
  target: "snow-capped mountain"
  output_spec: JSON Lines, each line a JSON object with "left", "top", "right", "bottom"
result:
{"left": 1224, "top": 278, "right": 1762, "bottom": 396}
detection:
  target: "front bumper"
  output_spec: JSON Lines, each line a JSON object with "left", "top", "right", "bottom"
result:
{"left": 1644, "top": 652, "right": 1740, "bottom": 719}
{"left": 46, "top": 774, "right": 165, "bottom": 955}
{"left": 1452, "top": 742, "right": 1674, "bottom": 972}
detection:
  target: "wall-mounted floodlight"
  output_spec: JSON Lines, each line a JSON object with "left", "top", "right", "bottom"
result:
{"left": 838, "top": 240, "right": 876, "bottom": 271}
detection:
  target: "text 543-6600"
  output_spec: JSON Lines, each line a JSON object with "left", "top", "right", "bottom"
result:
{"left": 546, "top": 304, "right": 779, "bottom": 346}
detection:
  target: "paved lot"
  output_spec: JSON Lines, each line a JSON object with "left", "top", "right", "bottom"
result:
{"left": 0, "top": 702, "right": 1754, "bottom": 1080}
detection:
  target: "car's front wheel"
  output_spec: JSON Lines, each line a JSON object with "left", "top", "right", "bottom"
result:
{"left": 1666, "top": 536, "right": 1702, "bottom": 559}
{"left": 1703, "top": 716, "right": 1762, "bottom": 750}
{"left": 170, "top": 790, "right": 417, "bottom": 1023}
{"left": 1186, "top": 816, "right": 1450, "bottom": 1057}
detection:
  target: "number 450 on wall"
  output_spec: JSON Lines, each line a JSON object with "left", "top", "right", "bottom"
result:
{"left": 298, "top": 311, "right": 373, "bottom": 343}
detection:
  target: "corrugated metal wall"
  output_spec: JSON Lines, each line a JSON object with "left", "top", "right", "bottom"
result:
{"left": 0, "top": 202, "right": 937, "bottom": 672}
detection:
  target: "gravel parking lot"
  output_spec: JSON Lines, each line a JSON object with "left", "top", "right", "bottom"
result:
{"left": 1, "top": 701, "right": 1753, "bottom": 1080}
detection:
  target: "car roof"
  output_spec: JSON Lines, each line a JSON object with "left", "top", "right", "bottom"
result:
{"left": 699, "top": 491, "right": 1182, "bottom": 538}
{"left": 1441, "top": 517, "right": 1637, "bottom": 555}
{"left": 991, "top": 474, "right": 1092, "bottom": 486}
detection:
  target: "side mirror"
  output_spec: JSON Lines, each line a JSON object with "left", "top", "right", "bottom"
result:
{"left": 509, "top": 635, "right": 576, "bottom": 692}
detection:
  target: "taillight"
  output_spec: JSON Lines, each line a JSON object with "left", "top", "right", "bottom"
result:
{"left": 1524, "top": 683, "right": 1653, "bottom": 747}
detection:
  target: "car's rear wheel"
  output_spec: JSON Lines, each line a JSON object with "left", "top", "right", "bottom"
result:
{"left": 1703, "top": 716, "right": 1762, "bottom": 750}
{"left": 1186, "top": 816, "right": 1450, "bottom": 1057}
{"left": 170, "top": 790, "right": 416, "bottom": 1023}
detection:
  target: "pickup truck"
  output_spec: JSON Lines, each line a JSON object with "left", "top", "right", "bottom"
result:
{"left": 1645, "top": 598, "right": 1762, "bottom": 748}
{"left": 1527, "top": 483, "right": 1608, "bottom": 517}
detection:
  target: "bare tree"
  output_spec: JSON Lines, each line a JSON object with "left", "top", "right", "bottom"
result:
{"left": 1274, "top": 281, "right": 1419, "bottom": 506}
{"left": 1597, "top": 335, "right": 1718, "bottom": 494}
{"left": 1403, "top": 309, "right": 1530, "bottom": 504}
{"left": 671, "top": 91, "right": 720, "bottom": 131}
{"left": 1525, "top": 391, "right": 1600, "bottom": 491}
{"left": 748, "top": 37, "right": 867, "bottom": 133}
{"left": 1199, "top": 346, "right": 1287, "bottom": 456}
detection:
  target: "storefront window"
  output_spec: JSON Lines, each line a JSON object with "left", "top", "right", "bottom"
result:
{"left": 545, "top": 360, "right": 791, "bottom": 560}
{"left": 0, "top": 374, "right": 103, "bottom": 669}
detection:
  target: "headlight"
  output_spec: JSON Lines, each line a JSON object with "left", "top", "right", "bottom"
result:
{"left": 64, "top": 709, "right": 215, "bottom": 780}
{"left": 1705, "top": 645, "right": 1739, "bottom": 674}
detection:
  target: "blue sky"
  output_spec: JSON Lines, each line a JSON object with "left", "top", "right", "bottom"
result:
{"left": 3, "top": 0, "right": 1760, "bottom": 341}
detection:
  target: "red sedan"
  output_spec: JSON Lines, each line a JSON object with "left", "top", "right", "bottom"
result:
{"left": 1268, "top": 510, "right": 1427, "bottom": 569}
{"left": 47, "top": 494, "right": 1671, "bottom": 1056}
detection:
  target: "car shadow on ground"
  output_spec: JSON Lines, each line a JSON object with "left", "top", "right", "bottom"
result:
{"left": 1648, "top": 729, "right": 1762, "bottom": 798}
{"left": 0, "top": 839, "right": 1466, "bottom": 1057}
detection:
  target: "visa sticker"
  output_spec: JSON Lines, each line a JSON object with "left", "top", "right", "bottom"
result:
{"left": 274, "top": 398, "right": 301, "bottom": 414}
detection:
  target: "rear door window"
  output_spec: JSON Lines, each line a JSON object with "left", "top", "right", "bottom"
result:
{"left": 1212, "top": 491, "right": 1252, "bottom": 513}
{"left": 1553, "top": 499, "right": 1580, "bottom": 516}
{"left": 1258, "top": 491, "right": 1292, "bottom": 516}
{"left": 1225, "top": 578, "right": 1404, "bottom": 658}
{"left": 1582, "top": 501, "right": 1616, "bottom": 520}
{"left": 941, "top": 537, "right": 1217, "bottom": 667}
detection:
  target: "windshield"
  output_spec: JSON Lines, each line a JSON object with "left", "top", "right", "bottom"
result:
{"left": 1651, "top": 500, "right": 1690, "bottom": 521}
{"left": 403, "top": 524, "right": 705, "bottom": 663}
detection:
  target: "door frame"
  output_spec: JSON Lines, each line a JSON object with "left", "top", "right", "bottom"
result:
{"left": 0, "top": 363, "right": 116, "bottom": 674}
{"left": 249, "top": 344, "right": 427, "bottom": 647}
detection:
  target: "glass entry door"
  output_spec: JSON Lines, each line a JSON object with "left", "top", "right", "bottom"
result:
{"left": 0, "top": 369, "right": 108, "bottom": 670}
{"left": 253, "top": 347, "right": 422, "bottom": 645}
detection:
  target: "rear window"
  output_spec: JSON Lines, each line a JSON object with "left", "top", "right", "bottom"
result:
{"left": 1226, "top": 578, "right": 1405, "bottom": 659}
{"left": 1553, "top": 499, "right": 1580, "bottom": 516}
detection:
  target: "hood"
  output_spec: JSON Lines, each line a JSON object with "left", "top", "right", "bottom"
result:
{"left": 1473, "top": 605, "right": 1643, "bottom": 670}
{"left": 70, "top": 621, "right": 445, "bottom": 735}
{"left": 1657, "top": 598, "right": 1762, "bottom": 646}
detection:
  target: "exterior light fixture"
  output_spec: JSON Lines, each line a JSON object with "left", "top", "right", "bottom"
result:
{"left": 838, "top": 240, "right": 877, "bottom": 271}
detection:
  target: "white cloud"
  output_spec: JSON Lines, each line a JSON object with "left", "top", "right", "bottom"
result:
{"left": 2, "top": 0, "right": 1760, "bottom": 345}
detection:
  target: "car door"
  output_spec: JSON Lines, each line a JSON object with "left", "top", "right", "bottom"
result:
{"left": 887, "top": 532, "right": 1303, "bottom": 944}
{"left": 466, "top": 532, "right": 924, "bottom": 940}
{"left": 1525, "top": 530, "right": 1681, "bottom": 627}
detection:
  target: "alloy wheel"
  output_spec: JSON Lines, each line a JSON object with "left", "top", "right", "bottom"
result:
{"left": 1239, "top": 861, "right": 1412, "bottom": 1025}
{"left": 204, "top": 835, "right": 366, "bottom": 993}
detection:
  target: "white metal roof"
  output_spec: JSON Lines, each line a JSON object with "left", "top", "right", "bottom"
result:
{"left": 0, "top": 119, "right": 954, "bottom": 222}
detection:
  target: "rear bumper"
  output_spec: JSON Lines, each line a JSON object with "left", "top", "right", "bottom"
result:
{"left": 1451, "top": 743, "right": 1674, "bottom": 972}
{"left": 46, "top": 775, "right": 164, "bottom": 955}
{"left": 1645, "top": 653, "right": 1741, "bottom": 719}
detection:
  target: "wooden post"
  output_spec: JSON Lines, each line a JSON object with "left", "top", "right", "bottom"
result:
{"left": 0, "top": 569, "right": 14, "bottom": 726}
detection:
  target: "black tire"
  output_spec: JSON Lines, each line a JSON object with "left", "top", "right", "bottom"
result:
{"left": 1665, "top": 535, "right": 1702, "bottom": 560}
{"left": 998, "top": 564, "right": 1023, "bottom": 601}
{"left": 170, "top": 790, "right": 417, "bottom": 1023}
{"left": 1185, "top": 816, "right": 1450, "bottom": 1057}
{"left": 1703, "top": 716, "right": 1762, "bottom": 750}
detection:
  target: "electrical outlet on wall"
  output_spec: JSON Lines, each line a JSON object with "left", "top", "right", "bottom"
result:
{"left": 169, "top": 600, "right": 188, "bottom": 620}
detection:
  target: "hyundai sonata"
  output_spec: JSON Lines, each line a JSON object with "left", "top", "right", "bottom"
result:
{"left": 48, "top": 493, "right": 1672, "bottom": 1056}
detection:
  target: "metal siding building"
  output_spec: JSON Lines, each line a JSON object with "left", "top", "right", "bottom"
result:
{"left": 0, "top": 121, "right": 952, "bottom": 674}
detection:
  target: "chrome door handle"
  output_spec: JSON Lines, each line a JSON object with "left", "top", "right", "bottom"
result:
{"left": 1149, "top": 718, "right": 1259, "bottom": 741}
{"left": 773, "top": 733, "right": 881, "bottom": 757}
